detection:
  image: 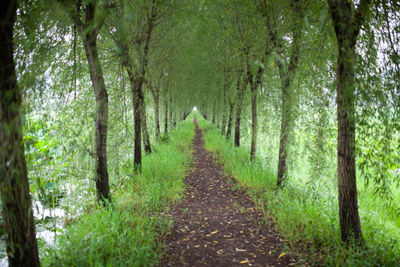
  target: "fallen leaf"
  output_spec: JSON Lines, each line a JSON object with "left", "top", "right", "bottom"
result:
{"left": 278, "top": 252, "right": 286, "bottom": 259}
{"left": 236, "top": 248, "right": 247, "bottom": 252}
{"left": 217, "top": 249, "right": 224, "bottom": 255}
{"left": 240, "top": 260, "right": 250, "bottom": 264}
{"left": 211, "top": 230, "right": 218, "bottom": 235}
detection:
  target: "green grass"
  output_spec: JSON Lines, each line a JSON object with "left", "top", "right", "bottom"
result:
{"left": 197, "top": 116, "right": 400, "bottom": 266}
{"left": 40, "top": 117, "right": 195, "bottom": 267}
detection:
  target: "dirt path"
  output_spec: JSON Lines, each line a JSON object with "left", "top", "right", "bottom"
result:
{"left": 160, "top": 118, "right": 299, "bottom": 266}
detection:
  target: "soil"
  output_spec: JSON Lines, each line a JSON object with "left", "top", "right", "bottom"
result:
{"left": 160, "top": 118, "right": 301, "bottom": 266}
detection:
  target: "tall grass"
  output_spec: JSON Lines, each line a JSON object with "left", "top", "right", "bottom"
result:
{"left": 197, "top": 116, "right": 400, "bottom": 266}
{"left": 40, "top": 118, "right": 195, "bottom": 267}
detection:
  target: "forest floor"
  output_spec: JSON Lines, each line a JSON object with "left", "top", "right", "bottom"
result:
{"left": 160, "top": 118, "right": 301, "bottom": 266}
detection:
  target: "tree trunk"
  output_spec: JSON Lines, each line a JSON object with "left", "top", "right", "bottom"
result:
{"left": 169, "top": 90, "right": 173, "bottom": 128}
{"left": 119, "top": 6, "right": 155, "bottom": 171}
{"left": 79, "top": 3, "right": 111, "bottom": 204}
{"left": 335, "top": 43, "right": 362, "bottom": 242}
{"left": 154, "top": 94, "right": 160, "bottom": 138}
{"left": 234, "top": 69, "right": 245, "bottom": 147}
{"left": 226, "top": 99, "right": 235, "bottom": 139}
{"left": 276, "top": 72, "right": 292, "bottom": 186}
{"left": 141, "top": 98, "right": 151, "bottom": 153}
{"left": 212, "top": 100, "right": 216, "bottom": 124}
{"left": 247, "top": 60, "right": 263, "bottom": 161}
{"left": 221, "top": 70, "right": 228, "bottom": 135}
{"left": 164, "top": 89, "right": 168, "bottom": 134}
{"left": 0, "top": 1, "right": 40, "bottom": 265}
{"left": 126, "top": 66, "right": 143, "bottom": 171}
{"left": 250, "top": 87, "right": 257, "bottom": 160}
{"left": 275, "top": 1, "right": 304, "bottom": 186}
{"left": 328, "top": 0, "right": 371, "bottom": 243}
{"left": 148, "top": 82, "right": 160, "bottom": 139}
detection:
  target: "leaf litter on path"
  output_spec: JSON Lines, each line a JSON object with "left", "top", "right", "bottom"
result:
{"left": 160, "top": 118, "right": 302, "bottom": 266}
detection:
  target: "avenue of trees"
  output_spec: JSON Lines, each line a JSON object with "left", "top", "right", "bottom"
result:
{"left": 0, "top": 0, "right": 399, "bottom": 265}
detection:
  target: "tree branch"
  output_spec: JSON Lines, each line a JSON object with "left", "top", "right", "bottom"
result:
{"left": 351, "top": 0, "right": 372, "bottom": 37}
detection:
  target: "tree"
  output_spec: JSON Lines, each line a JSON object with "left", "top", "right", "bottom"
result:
{"left": 328, "top": 0, "right": 372, "bottom": 243}
{"left": 111, "top": 0, "right": 160, "bottom": 170}
{"left": 141, "top": 96, "right": 152, "bottom": 153}
{"left": 220, "top": 68, "right": 229, "bottom": 135}
{"left": 226, "top": 92, "right": 235, "bottom": 139}
{"left": 259, "top": 0, "right": 305, "bottom": 186}
{"left": 68, "top": 0, "right": 112, "bottom": 204}
{"left": 233, "top": 67, "right": 245, "bottom": 147}
{"left": 0, "top": 0, "right": 40, "bottom": 265}
{"left": 247, "top": 57, "right": 264, "bottom": 161}
{"left": 147, "top": 79, "right": 161, "bottom": 139}
{"left": 164, "top": 85, "right": 169, "bottom": 134}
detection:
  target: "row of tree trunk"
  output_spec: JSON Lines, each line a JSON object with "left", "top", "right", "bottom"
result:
{"left": 0, "top": 0, "right": 185, "bottom": 265}
{"left": 214, "top": 0, "right": 372, "bottom": 244}
{"left": 0, "top": 0, "right": 374, "bottom": 265}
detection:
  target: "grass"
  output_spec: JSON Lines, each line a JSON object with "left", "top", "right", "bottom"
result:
{"left": 197, "top": 115, "right": 400, "bottom": 266}
{"left": 40, "top": 116, "right": 195, "bottom": 267}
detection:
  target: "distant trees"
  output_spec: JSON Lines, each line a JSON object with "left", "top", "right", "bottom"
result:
{"left": 0, "top": 1, "right": 40, "bottom": 265}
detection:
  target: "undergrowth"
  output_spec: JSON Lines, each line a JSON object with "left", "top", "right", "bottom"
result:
{"left": 197, "top": 116, "right": 400, "bottom": 266}
{"left": 40, "top": 116, "right": 195, "bottom": 267}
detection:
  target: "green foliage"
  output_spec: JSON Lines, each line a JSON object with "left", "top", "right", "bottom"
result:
{"left": 40, "top": 119, "right": 194, "bottom": 266}
{"left": 4, "top": 0, "right": 400, "bottom": 264}
{"left": 198, "top": 117, "right": 400, "bottom": 266}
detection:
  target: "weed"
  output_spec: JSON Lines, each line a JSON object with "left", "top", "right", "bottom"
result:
{"left": 40, "top": 119, "right": 195, "bottom": 266}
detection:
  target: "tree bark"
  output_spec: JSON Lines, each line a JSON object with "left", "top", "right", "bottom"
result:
{"left": 75, "top": 1, "right": 111, "bottom": 203}
{"left": 276, "top": 69, "right": 293, "bottom": 186}
{"left": 247, "top": 59, "right": 263, "bottom": 161}
{"left": 0, "top": 1, "right": 41, "bottom": 265}
{"left": 164, "top": 88, "right": 168, "bottom": 134}
{"left": 250, "top": 87, "right": 257, "bottom": 160}
{"left": 234, "top": 68, "right": 245, "bottom": 147}
{"left": 141, "top": 98, "right": 151, "bottom": 153}
{"left": 328, "top": 0, "right": 371, "bottom": 243}
{"left": 148, "top": 82, "right": 160, "bottom": 139}
{"left": 226, "top": 98, "right": 235, "bottom": 139}
{"left": 220, "top": 69, "right": 229, "bottom": 135}
{"left": 154, "top": 94, "right": 160, "bottom": 138}
{"left": 212, "top": 100, "right": 216, "bottom": 124}
{"left": 125, "top": 66, "right": 144, "bottom": 171}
